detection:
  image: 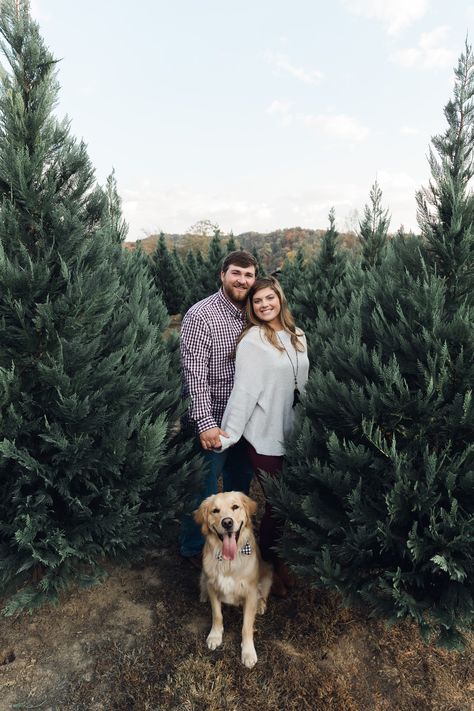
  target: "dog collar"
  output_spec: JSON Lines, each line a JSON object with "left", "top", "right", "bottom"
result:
{"left": 215, "top": 541, "right": 253, "bottom": 561}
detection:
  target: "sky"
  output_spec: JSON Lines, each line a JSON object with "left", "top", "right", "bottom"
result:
{"left": 26, "top": 1, "right": 474, "bottom": 240}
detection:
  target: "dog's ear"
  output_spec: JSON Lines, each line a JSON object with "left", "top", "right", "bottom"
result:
{"left": 194, "top": 496, "right": 212, "bottom": 535}
{"left": 239, "top": 493, "right": 257, "bottom": 522}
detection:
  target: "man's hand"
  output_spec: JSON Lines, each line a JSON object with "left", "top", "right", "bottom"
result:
{"left": 199, "top": 427, "right": 229, "bottom": 450}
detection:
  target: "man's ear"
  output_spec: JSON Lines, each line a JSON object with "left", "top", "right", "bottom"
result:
{"left": 239, "top": 493, "right": 257, "bottom": 522}
{"left": 220, "top": 270, "right": 225, "bottom": 284}
{"left": 194, "top": 496, "right": 213, "bottom": 535}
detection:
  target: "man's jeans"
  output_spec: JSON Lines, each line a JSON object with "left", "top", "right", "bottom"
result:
{"left": 180, "top": 438, "right": 253, "bottom": 557}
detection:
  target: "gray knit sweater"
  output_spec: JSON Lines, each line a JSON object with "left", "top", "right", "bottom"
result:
{"left": 218, "top": 326, "right": 309, "bottom": 456}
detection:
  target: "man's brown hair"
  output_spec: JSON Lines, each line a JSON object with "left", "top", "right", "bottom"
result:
{"left": 221, "top": 250, "right": 258, "bottom": 274}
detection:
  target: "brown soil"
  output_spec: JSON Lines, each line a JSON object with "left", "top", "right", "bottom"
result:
{"left": 1, "top": 538, "right": 473, "bottom": 711}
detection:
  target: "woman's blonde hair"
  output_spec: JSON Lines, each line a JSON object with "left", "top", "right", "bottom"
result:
{"left": 239, "top": 276, "right": 305, "bottom": 352}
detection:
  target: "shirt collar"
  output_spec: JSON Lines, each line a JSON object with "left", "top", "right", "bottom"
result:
{"left": 217, "top": 287, "right": 246, "bottom": 320}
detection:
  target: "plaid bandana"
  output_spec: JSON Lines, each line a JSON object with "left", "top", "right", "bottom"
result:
{"left": 215, "top": 541, "right": 253, "bottom": 562}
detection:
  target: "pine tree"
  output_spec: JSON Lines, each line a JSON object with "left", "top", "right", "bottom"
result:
{"left": 226, "top": 232, "right": 238, "bottom": 253}
{"left": 358, "top": 181, "right": 390, "bottom": 269}
{"left": 150, "top": 233, "right": 188, "bottom": 315}
{"left": 267, "top": 46, "right": 474, "bottom": 647}
{"left": 0, "top": 1, "right": 201, "bottom": 609}
{"left": 279, "top": 245, "right": 306, "bottom": 306}
{"left": 251, "top": 246, "right": 266, "bottom": 277}
{"left": 202, "top": 229, "right": 224, "bottom": 294}
{"left": 293, "top": 209, "right": 349, "bottom": 337}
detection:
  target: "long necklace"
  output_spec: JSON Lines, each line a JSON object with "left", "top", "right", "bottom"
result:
{"left": 277, "top": 332, "right": 300, "bottom": 408}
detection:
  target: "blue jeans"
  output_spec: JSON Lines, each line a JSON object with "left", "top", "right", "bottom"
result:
{"left": 180, "top": 438, "right": 253, "bottom": 557}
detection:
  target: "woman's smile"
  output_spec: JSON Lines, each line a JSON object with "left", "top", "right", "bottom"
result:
{"left": 252, "top": 287, "right": 282, "bottom": 329}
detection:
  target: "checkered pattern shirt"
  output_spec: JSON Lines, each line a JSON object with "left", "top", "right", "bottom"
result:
{"left": 180, "top": 288, "right": 246, "bottom": 434}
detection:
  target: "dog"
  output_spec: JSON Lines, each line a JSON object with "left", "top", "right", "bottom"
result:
{"left": 194, "top": 491, "right": 272, "bottom": 668}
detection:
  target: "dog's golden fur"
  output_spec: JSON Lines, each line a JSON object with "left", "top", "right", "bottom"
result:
{"left": 194, "top": 491, "right": 272, "bottom": 668}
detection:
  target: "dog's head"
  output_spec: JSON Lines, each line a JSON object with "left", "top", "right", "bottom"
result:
{"left": 194, "top": 491, "right": 257, "bottom": 561}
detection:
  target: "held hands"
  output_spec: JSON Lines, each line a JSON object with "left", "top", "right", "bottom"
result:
{"left": 199, "top": 427, "right": 229, "bottom": 450}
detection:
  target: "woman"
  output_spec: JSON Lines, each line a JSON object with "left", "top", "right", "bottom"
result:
{"left": 216, "top": 276, "right": 309, "bottom": 596}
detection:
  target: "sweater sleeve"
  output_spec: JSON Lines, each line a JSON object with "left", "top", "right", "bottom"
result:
{"left": 215, "top": 333, "right": 264, "bottom": 452}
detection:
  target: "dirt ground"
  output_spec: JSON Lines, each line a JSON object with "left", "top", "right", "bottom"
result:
{"left": 1, "top": 532, "right": 473, "bottom": 711}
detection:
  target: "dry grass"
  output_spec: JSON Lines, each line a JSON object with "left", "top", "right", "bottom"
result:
{"left": 1, "top": 516, "right": 473, "bottom": 710}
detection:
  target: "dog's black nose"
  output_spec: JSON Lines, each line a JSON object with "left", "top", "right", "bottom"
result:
{"left": 221, "top": 517, "right": 233, "bottom": 530}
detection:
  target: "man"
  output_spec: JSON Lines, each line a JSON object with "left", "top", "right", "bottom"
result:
{"left": 180, "top": 250, "right": 258, "bottom": 565}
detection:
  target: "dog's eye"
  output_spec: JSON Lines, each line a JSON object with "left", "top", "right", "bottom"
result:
{"left": 212, "top": 508, "right": 220, "bottom": 514}
{"left": 231, "top": 505, "right": 239, "bottom": 511}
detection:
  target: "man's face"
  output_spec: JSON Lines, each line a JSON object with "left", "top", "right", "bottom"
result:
{"left": 221, "top": 264, "right": 256, "bottom": 306}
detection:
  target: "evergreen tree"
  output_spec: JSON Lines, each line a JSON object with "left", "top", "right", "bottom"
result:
{"left": 279, "top": 245, "right": 306, "bottom": 306}
{"left": 267, "top": 46, "right": 474, "bottom": 647}
{"left": 0, "top": 1, "right": 201, "bottom": 609}
{"left": 226, "top": 232, "right": 238, "bottom": 252}
{"left": 202, "top": 229, "right": 224, "bottom": 294}
{"left": 293, "top": 208, "right": 349, "bottom": 336}
{"left": 150, "top": 233, "right": 188, "bottom": 315}
{"left": 193, "top": 249, "right": 209, "bottom": 302}
{"left": 251, "top": 246, "right": 266, "bottom": 277}
{"left": 358, "top": 181, "right": 390, "bottom": 269}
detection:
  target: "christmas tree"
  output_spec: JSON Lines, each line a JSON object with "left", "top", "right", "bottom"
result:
{"left": 293, "top": 209, "right": 348, "bottom": 333}
{"left": 267, "top": 45, "right": 474, "bottom": 647}
{"left": 358, "top": 181, "right": 390, "bottom": 270}
{"left": 0, "top": 1, "right": 201, "bottom": 610}
{"left": 150, "top": 233, "right": 189, "bottom": 315}
{"left": 201, "top": 229, "right": 224, "bottom": 294}
{"left": 279, "top": 245, "right": 306, "bottom": 307}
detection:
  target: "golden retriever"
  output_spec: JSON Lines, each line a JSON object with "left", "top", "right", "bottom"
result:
{"left": 194, "top": 491, "right": 272, "bottom": 668}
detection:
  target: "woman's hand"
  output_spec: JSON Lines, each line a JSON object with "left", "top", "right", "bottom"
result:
{"left": 199, "top": 427, "right": 229, "bottom": 450}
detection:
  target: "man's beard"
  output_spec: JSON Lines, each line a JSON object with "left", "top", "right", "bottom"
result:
{"left": 224, "top": 284, "right": 248, "bottom": 304}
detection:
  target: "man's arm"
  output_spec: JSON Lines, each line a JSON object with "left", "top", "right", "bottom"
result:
{"left": 180, "top": 312, "right": 227, "bottom": 448}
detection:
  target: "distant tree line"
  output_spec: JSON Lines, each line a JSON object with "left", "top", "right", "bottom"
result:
{"left": 148, "top": 181, "right": 391, "bottom": 317}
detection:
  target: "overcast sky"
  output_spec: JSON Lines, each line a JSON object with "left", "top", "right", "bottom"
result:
{"left": 27, "top": 1, "right": 474, "bottom": 240}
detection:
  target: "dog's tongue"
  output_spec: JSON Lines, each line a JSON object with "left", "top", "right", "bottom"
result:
{"left": 223, "top": 532, "right": 237, "bottom": 561}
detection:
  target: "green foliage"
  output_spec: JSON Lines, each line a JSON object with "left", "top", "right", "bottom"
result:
{"left": 150, "top": 233, "right": 190, "bottom": 315}
{"left": 292, "top": 209, "right": 351, "bottom": 344}
{"left": 279, "top": 245, "right": 306, "bottom": 307}
{"left": 226, "top": 233, "right": 238, "bottom": 253}
{"left": 267, "top": 46, "right": 474, "bottom": 646}
{"left": 0, "top": 1, "right": 202, "bottom": 610}
{"left": 358, "top": 181, "right": 390, "bottom": 269}
{"left": 201, "top": 229, "right": 225, "bottom": 294}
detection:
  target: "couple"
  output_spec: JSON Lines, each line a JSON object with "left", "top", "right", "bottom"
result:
{"left": 180, "top": 250, "right": 309, "bottom": 596}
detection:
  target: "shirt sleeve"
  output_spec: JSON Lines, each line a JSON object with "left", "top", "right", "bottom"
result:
{"left": 180, "top": 312, "right": 217, "bottom": 433}
{"left": 216, "top": 335, "right": 264, "bottom": 451}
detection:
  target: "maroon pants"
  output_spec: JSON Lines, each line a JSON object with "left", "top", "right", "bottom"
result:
{"left": 245, "top": 439, "right": 283, "bottom": 564}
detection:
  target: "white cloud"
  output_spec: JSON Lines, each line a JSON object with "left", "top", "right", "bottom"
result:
{"left": 120, "top": 176, "right": 422, "bottom": 241}
{"left": 390, "top": 26, "right": 455, "bottom": 69}
{"left": 264, "top": 51, "right": 323, "bottom": 84}
{"left": 377, "top": 170, "right": 417, "bottom": 191}
{"left": 302, "top": 112, "right": 369, "bottom": 142}
{"left": 400, "top": 125, "right": 421, "bottom": 135}
{"left": 265, "top": 101, "right": 369, "bottom": 142}
{"left": 341, "top": 0, "right": 430, "bottom": 34}
{"left": 266, "top": 100, "right": 291, "bottom": 115}
{"left": 120, "top": 183, "right": 278, "bottom": 240}
{"left": 266, "top": 100, "right": 293, "bottom": 126}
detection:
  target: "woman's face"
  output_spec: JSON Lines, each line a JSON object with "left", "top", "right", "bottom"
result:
{"left": 252, "top": 287, "right": 282, "bottom": 329}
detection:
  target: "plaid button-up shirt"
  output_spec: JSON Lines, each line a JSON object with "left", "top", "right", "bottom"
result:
{"left": 180, "top": 288, "right": 246, "bottom": 434}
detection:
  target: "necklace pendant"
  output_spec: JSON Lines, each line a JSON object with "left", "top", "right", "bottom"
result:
{"left": 292, "top": 387, "right": 300, "bottom": 408}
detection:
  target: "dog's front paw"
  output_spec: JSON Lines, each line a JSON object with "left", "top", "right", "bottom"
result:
{"left": 206, "top": 629, "right": 223, "bottom": 650}
{"left": 241, "top": 643, "right": 257, "bottom": 668}
{"left": 257, "top": 598, "right": 267, "bottom": 615}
